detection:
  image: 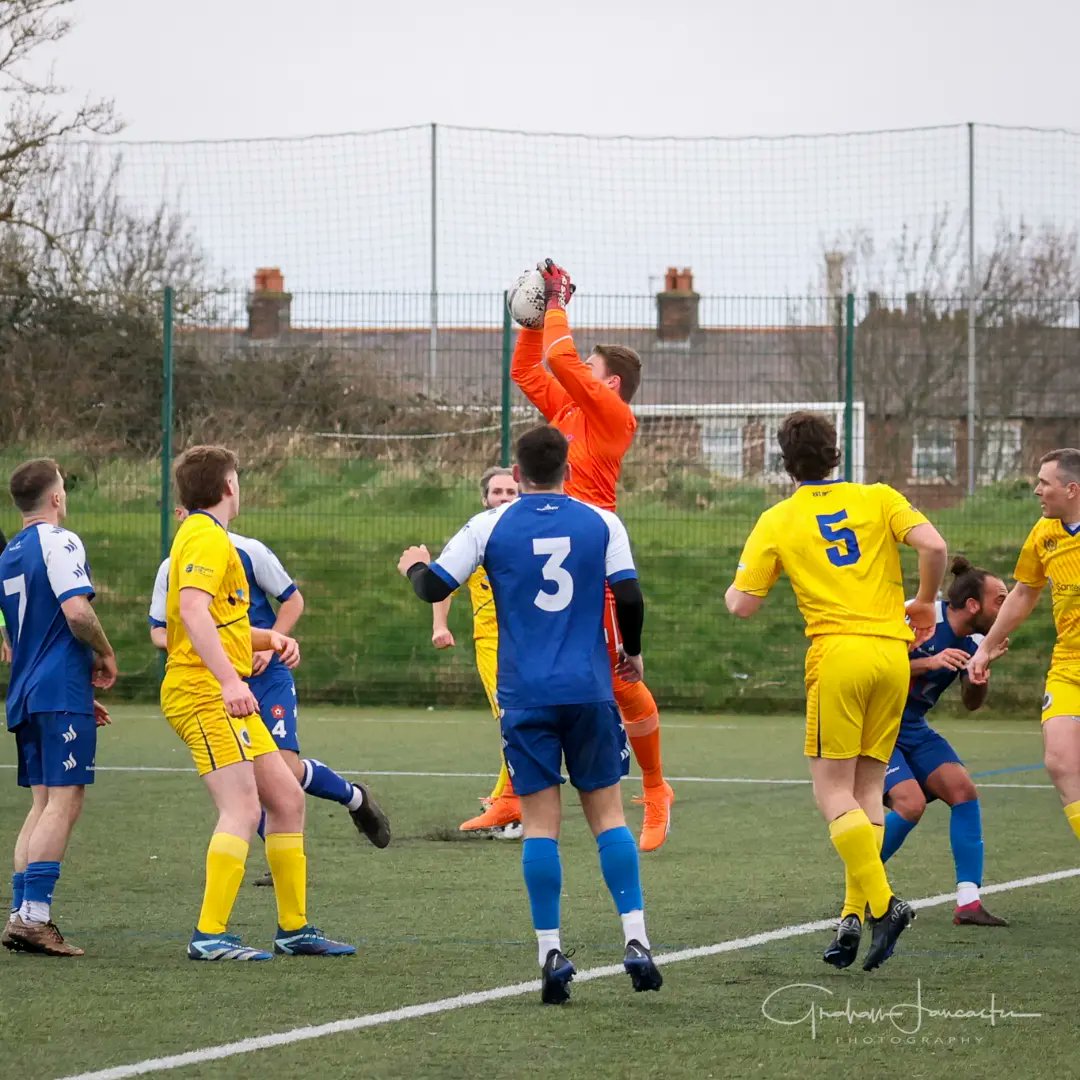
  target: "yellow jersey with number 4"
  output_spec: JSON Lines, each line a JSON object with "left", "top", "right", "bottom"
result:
{"left": 160, "top": 510, "right": 253, "bottom": 711}
{"left": 733, "top": 480, "right": 928, "bottom": 640}
{"left": 1014, "top": 518, "right": 1080, "bottom": 666}
{"left": 466, "top": 567, "right": 497, "bottom": 643}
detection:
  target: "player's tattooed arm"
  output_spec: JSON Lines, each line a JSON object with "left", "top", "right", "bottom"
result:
{"left": 61, "top": 595, "right": 114, "bottom": 658}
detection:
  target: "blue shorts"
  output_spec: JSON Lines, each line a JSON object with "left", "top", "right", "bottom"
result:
{"left": 15, "top": 712, "right": 97, "bottom": 788}
{"left": 247, "top": 665, "right": 299, "bottom": 753}
{"left": 884, "top": 719, "right": 963, "bottom": 800}
{"left": 501, "top": 701, "right": 629, "bottom": 797}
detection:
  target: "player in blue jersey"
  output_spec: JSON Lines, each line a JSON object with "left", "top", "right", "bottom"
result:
{"left": 824, "top": 556, "right": 1010, "bottom": 967}
{"left": 399, "top": 425, "right": 661, "bottom": 1004}
{"left": 150, "top": 509, "right": 390, "bottom": 861}
{"left": 0, "top": 460, "right": 117, "bottom": 957}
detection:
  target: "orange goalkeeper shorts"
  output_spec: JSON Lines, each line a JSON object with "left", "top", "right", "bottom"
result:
{"left": 604, "top": 586, "right": 658, "bottom": 726}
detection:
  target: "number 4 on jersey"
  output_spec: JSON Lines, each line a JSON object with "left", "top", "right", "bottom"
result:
{"left": 815, "top": 511, "right": 861, "bottom": 567}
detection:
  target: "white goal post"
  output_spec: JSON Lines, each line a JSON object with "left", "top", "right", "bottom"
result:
{"left": 633, "top": 401, "right": 865, "bottom": 484}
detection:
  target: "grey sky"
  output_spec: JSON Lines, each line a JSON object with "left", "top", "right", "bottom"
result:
{"left": 27, "top": 0, "right": 1080, "bottom": 305}
{"left": 45, "top": 0, "right": 1080, "bottom": 139}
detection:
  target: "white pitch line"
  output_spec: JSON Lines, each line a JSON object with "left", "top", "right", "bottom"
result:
{"left": 57, "top": 865, "right": 1080, "bottom": 1080}
{"left": 0, "top": 764, "right": 1055, "bottom": 789}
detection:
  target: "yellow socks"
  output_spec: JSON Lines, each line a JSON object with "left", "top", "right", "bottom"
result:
{"left": 829, "top": 810, "right": 892, "bottom": 920}
{"left": 489, "top": 757, "right": 511, "bottom": 801}
{"left": 196, "top": 832, "right": 249, "bottom": 935}
{"left": 1065, "top": 801, "right": 1080, "bottom": 842}
{"left": 265, "top": 832, "right": 307, "bottom": 932}
{"left": 840, "top": 822, "right": 883, "bottom": 920}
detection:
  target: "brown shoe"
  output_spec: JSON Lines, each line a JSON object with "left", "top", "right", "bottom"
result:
{"left": 252, "top": 870, "right": 275, "bottom": 887}
{"left": 1, "top": 917, "right": 26, "bottom": 952}
{"left": 7, "top": 916, "right": 85, "bottom": 956}
{"left": 953, "top": 902, "right": 1009, "bottom": 927}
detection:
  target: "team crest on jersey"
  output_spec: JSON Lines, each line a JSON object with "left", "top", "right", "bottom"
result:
{"left": 271, "top": 704, "right": 286, "bottom": 720}
{"left": 239, "top": 726, "right": 252, "bottom": 747}
{"left": 1043, "top": 692, "right": 1053, "bottom": 712}
{"left": 1045, "top": 538, "right": 1058, "bottom": 552}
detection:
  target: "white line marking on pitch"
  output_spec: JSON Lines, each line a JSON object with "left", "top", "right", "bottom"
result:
{"left": 0, "top": 765, "right": 1055, "bottom": 789}
{"left": 56, "top": 866, "right": 1080, "bottom": 1080}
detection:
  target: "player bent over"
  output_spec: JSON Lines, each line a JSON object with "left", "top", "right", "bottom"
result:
{"left": 970, "top": 448, "right": 1080, "bottom": 851}
{"left": 726, "top": 412, "right": 948, "bottom": 970}
{"left": 1, "top": 459, "right": 118, "bottom": 957}
{"left": 150, "top": 508, "right": 390, "bottom": 877}
{"left": 400, "top": 425, "right": 661, "bottom": 1003}
{"left": 824, "top": 557, "right": 1010, "bottom": 966}
{"left": 430, "top": 466, "right": 523, "bottom": 836}
{"left": 162, "top": 446, "right": 353, "bottom": 960}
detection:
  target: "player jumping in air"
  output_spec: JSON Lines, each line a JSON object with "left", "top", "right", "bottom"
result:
{"left": 725, "top": 412, "right": 948, "bottom": 970}
{"left": 161, "top": 445, "right": 354, "bottom": 961}
{"left": 430, "top": 466, "right": 523, "bottom": 837}
{"left": 512, "top": 260, "right": 672, "bottom": 852}
{"left": 969, "top": 449, "right": 1080, "bottom": 849}
{"left": 150, "top": 508, "right": 390, "bottom": 878}
{"left": 1, "top": 459, "right": 118, "bottom": 957}
{"left": 400, "top": 425, "right": 662, "bottom": 1003}
{"left": 823, "top": 556, "right": 1010, "bottom": 968}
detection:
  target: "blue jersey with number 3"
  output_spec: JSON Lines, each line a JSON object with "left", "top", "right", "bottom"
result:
{"left": 430, "top": 494, "right": 637, "bottom": 709}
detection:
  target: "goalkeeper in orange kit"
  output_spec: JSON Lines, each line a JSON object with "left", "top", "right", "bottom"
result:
{"left": 511, "top": 259, "right": 673, "bottom": 852}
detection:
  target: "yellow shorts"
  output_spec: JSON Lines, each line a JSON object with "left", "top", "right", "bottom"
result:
{"left": 804, "top": 635, "right": 909, "bottom": 761}
{"left": 165, "top": 702, "right": 279, "bottom": 776}
{"left": 474, "top": 637, "right": 500, "bottom": 720}
{"left": 1042, "top": 665, "right": 1080, "bottom": 722}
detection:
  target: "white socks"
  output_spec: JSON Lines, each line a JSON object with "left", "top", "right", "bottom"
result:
{"left": 20, "top": 900, "right": 49, "bottom": 925}
{"left": 346, "top": 786, "right": 364, "bottom": 812}
{"left": 536, "top": 929, "right": 562, "bottom": 966}
{"left": 957, "top": 881, "right": 980, "bottom": 907}
{"left": 621, "top": 910, "right": 649, "bottom": 949}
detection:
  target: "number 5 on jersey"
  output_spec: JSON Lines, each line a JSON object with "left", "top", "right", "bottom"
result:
{"left": 816, "top": 511, "right": 861, "bottom": 567}
{"left": 533, "top": 537, "right": 573, "bottom": 611}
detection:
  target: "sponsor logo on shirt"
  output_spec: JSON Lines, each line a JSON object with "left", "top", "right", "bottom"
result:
{"left": 185, "top": 563, "right": 214, "bottom": 577}
{"left": 271, "top": 705, "right": 286, "bottom": 720}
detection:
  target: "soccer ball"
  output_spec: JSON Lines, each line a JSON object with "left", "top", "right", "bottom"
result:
{"left": 507, "top": 268, "right": 546, "bottom": 329}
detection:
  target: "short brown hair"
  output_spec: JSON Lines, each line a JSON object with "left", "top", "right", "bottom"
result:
{"left": 516, "top": 425, "right": 568, "bottom": 488}
{"left": 10, "top": 458, "right": 63, "bottom": 513}
{"left": 777, "top": 411, "right": 842, "bottom": 482}
{"left": 479, "top": 466, "right": 514, "bottom": 499}
{"left": 174, "top": 445, "right": 240, "bottom": 510}
{"left": 593, "top": 344, "right": 642, "bottom": 403}
{"left": 1040, "top": 448, "right": 1080, "bottom": 483}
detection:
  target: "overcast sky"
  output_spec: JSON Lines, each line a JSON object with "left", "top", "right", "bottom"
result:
{"left": 41, "top": 0, "right": 1080, "bottom": 140}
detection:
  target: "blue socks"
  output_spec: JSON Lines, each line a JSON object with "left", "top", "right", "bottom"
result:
{"left": 950, "top": 799, "right": 984, "bottom": 887}
{"left": 11, "top": 871, "right": 24, "bottom": 915}
{"left": 302, "top": 758, "right": 357, "bottom": 807}
{"left": 880, "top": 810, "right": 919, "bottom": 862}
{"left": 21, "top": 861, "right": 61, "bottom": 921}
{"left": 522, "top": 837, "right": 562, "bottom": 932}
{"left": 597, "top": 826, "right": 643, "bottom": 914}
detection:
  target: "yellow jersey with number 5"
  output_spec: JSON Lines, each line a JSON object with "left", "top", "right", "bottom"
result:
{"left": 733, "top": 480, "right": 928, "bottom": 640}
{"left": 466, "top": 566, "right": 497, "bottom": 643}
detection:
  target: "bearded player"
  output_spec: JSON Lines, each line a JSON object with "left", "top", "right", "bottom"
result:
{"left": 511, "top": 259, "right": 672, "bottom": 852}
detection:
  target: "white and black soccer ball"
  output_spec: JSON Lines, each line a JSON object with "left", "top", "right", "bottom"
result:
{"left": 507, "top": 268, "right": 546, "bottom": 329}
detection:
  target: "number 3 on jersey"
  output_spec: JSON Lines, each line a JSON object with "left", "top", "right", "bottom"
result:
{"left": 815, "top": 511, "right": 861, "bottom": 567}
{"left": 533, "top": 537, "right": 573, "bottom": 611}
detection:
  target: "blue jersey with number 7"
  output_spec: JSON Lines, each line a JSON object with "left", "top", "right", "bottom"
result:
{"left": 430, "top": 494, "right": 637, "bottom": 708}
{"left": 732, "top": 480, "right": 929, "bottom": 641}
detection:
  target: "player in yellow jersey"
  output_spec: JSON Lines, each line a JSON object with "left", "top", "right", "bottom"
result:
{"left": 969, "top": 448, "right": 1080, "bottom": 845}
{"left": 431, "top": 466, "right": 523, "bottom": 836}
{"left": 162, "top": 445, "right": 354, "bottom": 961}
{"left": 724, "top": 412, "right": 948, "bottom": 971}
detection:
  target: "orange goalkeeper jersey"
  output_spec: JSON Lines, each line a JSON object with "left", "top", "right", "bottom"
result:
{"left": 511, "top": 310, "right": 635, "bottom": 512}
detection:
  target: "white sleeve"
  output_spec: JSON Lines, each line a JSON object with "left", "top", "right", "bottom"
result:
{"left": 42, "top": 528, "right": 94, "bottom": 603}
{"left": 595, "top": 508, "right": 637, "bottom": 583}
{"left": 241, "top": 537, "right": 295, "bottom": 601}
{"left": 430, "top": 510, "right": 496, "bottom": 589}
{"left": 149, "top": 559, "right": 169, "bottom": 626}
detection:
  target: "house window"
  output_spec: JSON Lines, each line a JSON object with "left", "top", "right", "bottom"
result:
{"left": 911, "top": 424, "right": 957, "bottom": 484}
{"left": 701, "top": 418, "right": 743, "bottom": 478}
{"left": 762, "top": 418, "right": 789, "bottom": 484}
{"left": 979, "top": 420, "right": 1024, "bottom": 484}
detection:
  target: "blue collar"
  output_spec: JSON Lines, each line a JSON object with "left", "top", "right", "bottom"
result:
{"left": 798, "top": 478, "right": 845, "bottom": 487}
{"left": 189, "top": 509, "right": 225, "bottom": 529}
{"left": 1064, "top": 521, "right": 1080, "bottom": 537}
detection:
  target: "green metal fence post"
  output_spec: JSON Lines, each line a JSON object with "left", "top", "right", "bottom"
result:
{"left": 500, "top": 291, "right": 512, "bottom": 467}
{"left": 844, "top": 293, "right": 855, "bottom": 481}
{"left": 159, "top": 286, "right": 175, "bottom": 562}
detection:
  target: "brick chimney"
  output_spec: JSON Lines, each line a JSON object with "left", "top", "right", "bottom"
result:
{"left": 247, "top": 267, "right": 292, "bottom": 341}
{"left": 656, "top": 267, "right": 700, "bottom": 342}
